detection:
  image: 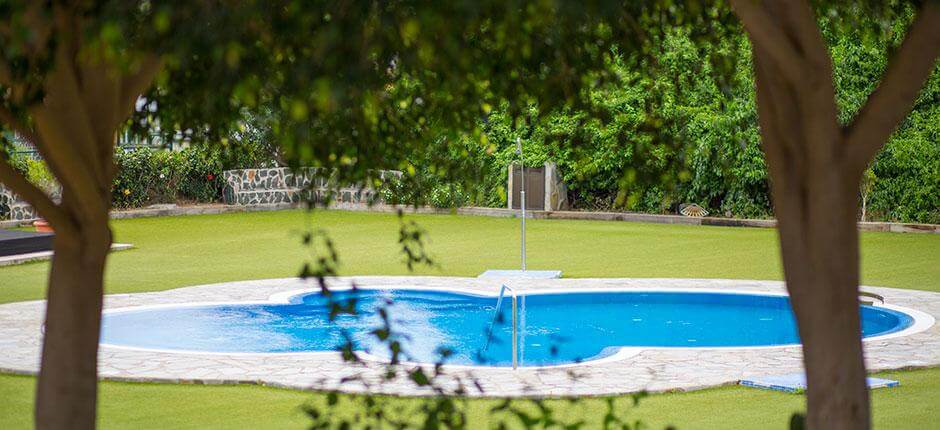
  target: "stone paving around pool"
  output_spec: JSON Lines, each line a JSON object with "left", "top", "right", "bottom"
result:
{"left": 1, "top": 277, "right": 937, "bottom": 397}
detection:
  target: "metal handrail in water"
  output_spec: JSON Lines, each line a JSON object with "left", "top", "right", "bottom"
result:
{"left": 482, "top": 284, "right": 519, "bottom": 370}
{"left": 859, "top": 291, "right": 885, "bottom": 305}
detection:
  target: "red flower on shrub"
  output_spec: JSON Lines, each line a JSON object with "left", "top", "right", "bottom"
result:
{"left": 206, "top": 173, "right": 215, "bottom": 181}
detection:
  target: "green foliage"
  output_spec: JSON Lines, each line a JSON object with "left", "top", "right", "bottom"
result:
{"left": 0, "top": 3, "right": 936, "bottom": 430}
{"left": 453, "top": 9, "right": 937, "bottom": 223}
{"left": 126, "top": 0, "right": 642, "bottom": 195}
{"left": 828, "top": 5, "right": 939, "bottom": 224}
{"left": 1, "top": 2, "right": 932, "bottom": 221}
{"left": 111, "top": 143, "right": 274, "bottom": 209}
{"left": 456, "top": 28, "right": 769, "bottom": 217}
{"left": 868, "top": 122, "right": 940, "bottom": 224}
{"left": 112, "top": 149, "right": 183, "bottom": 208}
{"left": 176, "top": 149, "right": 220, "bottom": 203}
{"left": 18, "top": 158, "right": 58, "bottom": 197}
{"left": 0, "top": 0, "right": 737, "bottom": 215}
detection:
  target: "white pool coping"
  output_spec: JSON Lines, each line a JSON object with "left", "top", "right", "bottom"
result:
{"left": 0, "top": 243, "right": 133, "bottom": 267}
{"left": 98, "top": 285, "right": 933, "bottom": 363}
{"left": 1, "top": 276, "right": 938, "bottom": 397}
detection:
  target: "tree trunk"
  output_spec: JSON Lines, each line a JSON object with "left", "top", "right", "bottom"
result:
{"left": 0, "top": 19, "right": 162, "bottom": 426}
{"left": 753, "top": 75, "right": 873, "bottom": 430}
{"left": 34, "top": 194, "right": 113, "bottom": 430}
{"left": 734, "top": 0, "right": 940, "bottom": 424}
{"left": 742, "top": 4, "right": 873, "bottom": 425}
{"left": 774, "top": 172, "right": 870, "bottom": 429}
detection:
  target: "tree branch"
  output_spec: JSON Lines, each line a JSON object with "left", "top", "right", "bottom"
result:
{"left": 113, "top": 54, "right": 163, "bottom": 180}
{"left": 844, "top": 2, "right": 940, "bottom": 173}
{"left": 119, "top": 54, "right": 163, "bottom": 118}
{"left": 0, "top": 105, "right": 89, "bottom": 233}
{"left": 30, "top": 105, "right": 111, "bottom": 223}
{"left": 77, "top": 56, "right": 122, "bottom": 183}
{"left": 0, "top": 156, "right": 75, "bottom": 235}
{"left": 0, "top": 104, "right": 43, "bottom": 148}
{"left": 0, "top": 104, "right": 84, "bottom": 206}
{"left": 729, "top": 0, "right": 806, "bottom": 83}
{"left": 0, "top": 61, "right": 12, "bottom": 86}
{"left": 79, "top": 60, "right": 121, "bottom": 147}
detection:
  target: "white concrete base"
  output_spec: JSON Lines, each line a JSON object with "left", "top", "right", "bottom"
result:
{"left": 0, "top": 243, "right": 134, "bottom": 267}
{"left": 478, "top": 269, "right": 563, "bottom": 279}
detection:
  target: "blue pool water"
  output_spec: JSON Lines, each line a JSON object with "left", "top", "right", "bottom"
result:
{"left": 100, "top": 289, "right": 914, "bottom": 367}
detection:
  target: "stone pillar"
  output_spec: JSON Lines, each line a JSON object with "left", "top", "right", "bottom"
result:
{"left": 543, "top": 162, "right": 568, "bottom": 212}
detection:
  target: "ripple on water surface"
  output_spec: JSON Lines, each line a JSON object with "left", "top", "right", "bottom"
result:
{"left": 101, "top": 289, "right": 914, "bottom": 367}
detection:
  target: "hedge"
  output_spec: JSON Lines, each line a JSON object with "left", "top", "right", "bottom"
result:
{"left": 111, "top": 144, "right": 274, "bottom": 209}
{"left": 443, "top": 11, "right": 939, "bottom": 224}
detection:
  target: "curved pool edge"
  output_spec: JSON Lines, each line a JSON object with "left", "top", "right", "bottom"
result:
{"left": 98, "top": 284, "right": 934, "bottom": 368}
{"left": 4, "top": 276, "right": 940, "bottom": 397}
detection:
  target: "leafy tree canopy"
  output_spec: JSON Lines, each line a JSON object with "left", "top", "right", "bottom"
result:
{"left": 1, "top": 1, "right": 742, "bottom": 191}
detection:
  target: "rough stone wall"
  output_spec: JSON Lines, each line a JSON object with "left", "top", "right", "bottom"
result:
{"left": 0, "top": 186, "right": 11, "bottom": 219}
{"left": 544, "top": 162, "right": 568, "bottom": 211}
{"left": 1, "top": 167, "right": 405, "bottom": 219}
{"left": 222, "top": 167, "right": 401, "bottom": 206}
{"left": 0, "top": 186, "right": 37, "bottom": 221}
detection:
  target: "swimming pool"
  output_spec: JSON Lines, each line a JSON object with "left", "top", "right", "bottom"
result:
{"left": 100, "top": 288, "right": 915, "bottom": 367}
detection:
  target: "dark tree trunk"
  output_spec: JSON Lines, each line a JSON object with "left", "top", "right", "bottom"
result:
{"left": 742, "top": 3, "right": 874, "bottom": 424}
{"left": 34, "top": 194, "right": 112, "bottom": 430}
{"left": 4, "top": 28, "right": 161, "bottom": 428}
{"left": 774, "top": 172, "right": 870, "bottom": 429}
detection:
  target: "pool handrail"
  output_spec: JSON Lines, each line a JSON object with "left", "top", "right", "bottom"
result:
{"left": 482, "top": 284, "right": 519, "bottom": 370}
{"left": 859, "top": 291, "right": 885, "bottom": 306}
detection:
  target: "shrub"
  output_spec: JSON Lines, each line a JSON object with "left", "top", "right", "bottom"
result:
{"left": 177, "top": 147, "right": 223, "bottom": 203}
{"left": 441, "top": 14, "right": 937, "bottom": 224}
{"left": 868, "top": 120, "right": 940, "bottom": 224}
{"left": 22, "top": 158, "right": 59, "bottom": 197}
{"left": 112, "top": 148, "right": 172, "bottom": 208}
{"left": 111, "top": 140, "right": 277, "bottom": 209}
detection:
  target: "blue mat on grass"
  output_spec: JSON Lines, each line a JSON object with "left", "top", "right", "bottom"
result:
{"left": 741, "top": 374, "right": 898, "bottom": 393}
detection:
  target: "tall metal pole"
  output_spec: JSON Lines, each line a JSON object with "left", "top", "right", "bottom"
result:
{"left": 516, "top": 137, "right": 526, "bottom": 272}
{"left": 511, "top": 292, "right": 518, "bottom": 369}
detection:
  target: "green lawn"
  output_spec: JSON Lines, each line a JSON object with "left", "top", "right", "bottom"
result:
{"left": 2, "top": 209, "right": 938, "bottom": 304}
{"left": 1, "top": 209, "right": 938, "bottom": 429}
{"left": 2, "top": 369, "right": 938, "bottom": 429}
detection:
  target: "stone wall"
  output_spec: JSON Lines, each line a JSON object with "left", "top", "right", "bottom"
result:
{"left": 0, "top": 185, "right": 37, "bottom": 221}
{"left": 222, "top": 167, "right": 402, "bottom": 206}
{"left": 1, "top": 166, "right": 404, "bottom": 220}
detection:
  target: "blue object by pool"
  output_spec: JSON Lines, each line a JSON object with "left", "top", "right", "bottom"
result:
{"left": 100, "top": 290, "right": 914, "bottom": 367}
{"left": 741, "top": 374, "right": 899, "bottom": 393}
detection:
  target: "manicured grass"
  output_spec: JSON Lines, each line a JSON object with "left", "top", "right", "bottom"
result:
{"left": 2, "top": 368, "right": 939, "bottom": 429}
{"left": 1, "top": 209, "right": 938, "bottom": 305}
{"left": 1, "top": 209, "right": 938, "bottom": 429}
